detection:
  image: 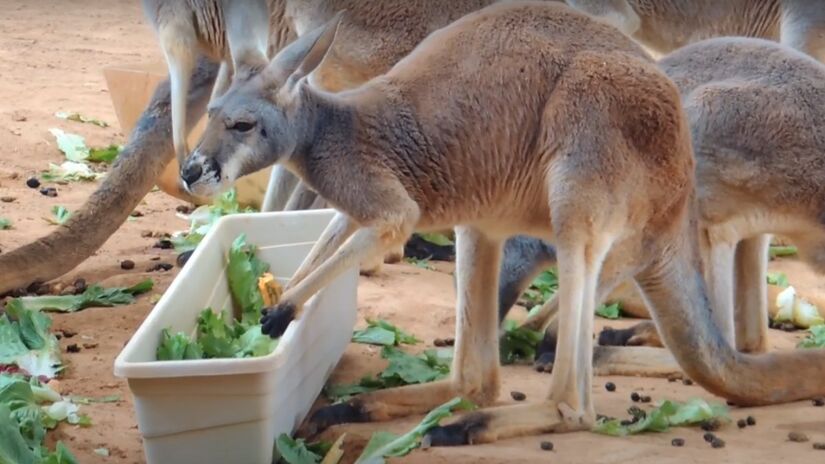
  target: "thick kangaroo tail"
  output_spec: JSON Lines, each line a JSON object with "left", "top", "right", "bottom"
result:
{"left": 636, "top": 239, "right": 825, "bottom": 406}
{"left": 0, "top": 57, "right": 219, "bottom": 294}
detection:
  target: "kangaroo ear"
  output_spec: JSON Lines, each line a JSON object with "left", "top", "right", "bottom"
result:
{"left": 222, "top": 0, "right": 271, "bottom": 78}
{"left": 266, "top": 11, "right": 344, "bottom": 90}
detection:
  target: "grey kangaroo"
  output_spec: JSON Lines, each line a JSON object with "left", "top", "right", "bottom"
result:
{"left": 179, "top": 3, "right": 825, "bottom": 445}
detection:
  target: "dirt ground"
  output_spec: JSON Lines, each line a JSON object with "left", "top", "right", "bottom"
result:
{"left": 1, "top": 1, "right": 824, "bottom": 463}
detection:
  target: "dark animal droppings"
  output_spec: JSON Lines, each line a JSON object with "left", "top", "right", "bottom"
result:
{"left": 540, "top": 441, "right": 554, "bottom": 451}
{"left": 812, "top": 398, "right": 824, "bottom": 407}
{"left": 737, "top": 419, "right": 747, "bottom": 429}
{"left": 640, "top": 395, "right": 652, "bottom": 403}
{"left": 788, "top": 431, "right": 809, "bottom": 443}
{"left": 66, "top": 344, "right": 81, "bottom": 353}
{"left": 120, "top": 260, "right": 135, "bottom": 270}
{"left": 682, "top": 379, "right": 694, "bottom": 386}
{"left": 746, "top": 416, "right": 756, "bottom": 426}
{"left": 711, "top": 438, "right": 725, "bottom": 449}
{"left": 510, "top": 391, "right": 526, "bottom": 401}
{"left": 39, "top": 187, "right": 57, "bottom": 197}
{"left": 630, "top": 392, "right": 640, "bottom": 402}
{"left": 671, "top": 438, "right": 685, "bottom": 447}
{"left": 605, "top": 382, "right": 616, "bottom": 392}
{"left": 703, "top": 432, "right": 716, "bottom": 443}
{"left": 26, "top": 177, "right": 40, "bottom": 188}
{"left": 813, "top": 443, "right": 825, "bottom": 450}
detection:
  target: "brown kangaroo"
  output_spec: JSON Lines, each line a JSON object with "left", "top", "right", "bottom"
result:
{"left": 180, "top": 3, "right": 825, "bottom": 444}
{"left": 5, "top": 0, "right": 825, "bottom": 295}
{"left": 514, "top": 36, "right": 825, "bottom": 377}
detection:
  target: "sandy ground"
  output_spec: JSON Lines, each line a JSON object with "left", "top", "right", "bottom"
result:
{"left": 1, "top": 1, "right": 824, "bottom": 463}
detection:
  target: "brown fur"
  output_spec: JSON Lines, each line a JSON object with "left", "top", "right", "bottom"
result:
{"left": 182, "top": 3, "right": 825, "bottom": 444}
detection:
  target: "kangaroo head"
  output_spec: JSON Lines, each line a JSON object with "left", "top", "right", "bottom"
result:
{"left": 181, "top": 12, "right": 343, "bottom": 198}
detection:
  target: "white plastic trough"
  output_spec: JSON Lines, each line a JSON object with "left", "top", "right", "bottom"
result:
{"left": 114, "top": 209, "right": 358, "bottom": 464}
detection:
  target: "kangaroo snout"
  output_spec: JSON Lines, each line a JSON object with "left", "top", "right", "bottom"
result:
{"left": 180, "top": 152, "right": 222, "bottom": 196}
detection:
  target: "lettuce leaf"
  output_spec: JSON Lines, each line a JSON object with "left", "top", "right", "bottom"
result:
{"left": 227, "top": 234, "right": 270, "bottom": 324}
{"left": 6, "top": 279, "right": 153, "bottom": 313}
{"left": 355, "top": 397, "right": 475, "bottom": 463}
{"left": 593, "top": 398, "right": 728, "bottom": 436}
{"left": 352, "top": 319, "right": 420, "bottom": 346}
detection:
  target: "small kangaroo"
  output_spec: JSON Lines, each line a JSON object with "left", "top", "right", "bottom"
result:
{"left": 141, "top": 0, "right": 273, "bottom": 180}
{"left": 4, "top": 0, "right": 825, "bottom": 297}
{"left": 181, "top": 3, "right": 825, "bottom": 444}
{"left": 512, "top": 37, "right": 825, "bottom": 377}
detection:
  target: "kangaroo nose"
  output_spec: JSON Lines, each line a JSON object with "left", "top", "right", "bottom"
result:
{"left": 181, "top": 161, "right": 203, "bottom": 187}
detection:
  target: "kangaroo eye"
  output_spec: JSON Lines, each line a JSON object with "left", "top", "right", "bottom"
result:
{"left": 230, "top": 121, "right": 256, "bottom": 133}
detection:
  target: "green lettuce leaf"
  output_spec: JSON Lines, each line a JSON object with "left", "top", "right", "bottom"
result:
{"left": 352, "top": 319, "right": 420, "bottom": 346}
{"left": 6, "top": 279, "right": 153, "bottom": 313}
{"left": 0, "top": 217, "right": 12, "bottom": 230}
{"left": 41, "top": 162, "right": 103, "bottom": 184}
{"left": 499, "top": 319, "right": 543, "bottom": 364}
{"left": 236, "top": 325, "right": 278, "bottom": 358}
{"left": 172, "top": 188, "right": 255, "bottom": 253}
{"left": 197, "top": 309, "right": 241, "bottom": 358}
{"left": 799, "top": 325, "right": 825, "bottom": 348}
{"left": 228, "top": 234, "right": 270, "bottom": 324}
{"left": 55, "top": 111, "right": 109, "bottom": 128}
{"left": 48, "top": 128, "right": 88, "bottom": 162}
{"left": 355, "top": 397, "right": 475, "bottom": 463}
{"left": 87, "top": 145, "right": 122, "bottom": 163}
{"left": 593, "top": 398, "right": 728, "bottom": 436}
{"left": 415, "top": 233, "right": 454, "bottom": 247}
{"left": 595, "top": 302, "right": 621, "bottom": 320}
{"left": 522, "top": 269, "right": 558, "bottom": 307}
{"left": 275, "top": 433, "right": 323, "bottom": 464}
{"left": 156, "top": 329, "right": 203, "bottom": 361}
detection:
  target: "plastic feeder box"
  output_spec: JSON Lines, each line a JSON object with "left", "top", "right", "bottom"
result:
{"left": 114, "top": 210, "right": 357, "bottom": 464}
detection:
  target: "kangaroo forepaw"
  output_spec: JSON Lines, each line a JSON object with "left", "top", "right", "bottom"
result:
{"left": 308, "top": 401, "right": 369, "bottom": 434}
{"left": 260, "top": 301, "right": 297, "bottom": 338}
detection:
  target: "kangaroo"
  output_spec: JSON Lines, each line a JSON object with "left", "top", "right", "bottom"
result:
{"left": 511, "top": 37, "right": 825, "bottom": 378}
{"left": 141, "top": 0, "right": 273, "bottom": 183}
{"left": 2, "top": 0, "right": 823, "bottom": 297}
{"left": 181, "top": 3, "right": 825, "bottom": 444}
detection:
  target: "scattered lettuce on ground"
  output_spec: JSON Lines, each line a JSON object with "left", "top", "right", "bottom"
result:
{"left": 352, "top": 319, "right": 420, "bottom": 346}
{"left": 0, "top": 303, "right": 63, "bottom": 379}
{"left": 403, "top": 257, "right": 434, "bottom": 270}
{"left": 0, "top": 218, "right": 11, "bottom": 230}
{"left": 48, "top": 128, "right": 121, "bottom": 165}
{"left": 766, "top": 272, "right": 789, "bottom": 288}
{"left": 499, "top": 319, "right": 543, "bottom": 365}
{"left": 6, "top": 279, "right": 153, "bottom": 313}
{"left": 595, "top": 302, "right": 621, "bottom": 320}
{"left": 415, "top": 233, "right": 454, "bottom": 247}
{"left": 769, "top": 245, "right": 797, "bottom": 258}
{"left": 157, "top": 234, "right": 280, "bottom": 361}
{"left": 45, "top": 206, "right": 71, "bottom": 226}
{"left": 0, "top": 374, "right": 87, "bottom": 463}
{"left": 799, "top": 325, "right": 825, "bottom": 348}
{"left": 55, "top": 111, "right": 108, "bottom": 128}
{"left": 172, "top": 189, "right": 255, "bottom": 253}
{"left": 593, "top": 398, "right": 728, "bottom": 436}
{"left": 355, "top": 397, "right": 475, "bottom": 464}
{"left": 326, "top": 347, "right": 452, "bottom": 401}
{"left": 41, "top": 161, "right": 104, "bottom": 183}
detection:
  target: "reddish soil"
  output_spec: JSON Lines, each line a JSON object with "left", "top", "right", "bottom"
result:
{"left": 0, "top": 2, "right": 823, "bottom": 463}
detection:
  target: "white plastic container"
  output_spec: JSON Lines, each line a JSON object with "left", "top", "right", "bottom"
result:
{"left": 114, "top": 209, "right": 357, "bottom": 464}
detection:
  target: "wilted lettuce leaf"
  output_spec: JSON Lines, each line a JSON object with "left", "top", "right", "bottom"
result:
{"left": 766, "top": 272, "right": 789, "bottom": 288}
{"left": 55, "top": 111, "right": 109, "bottom": 128}
{"left": 593, "top": 398, "right": 728, "bottom": 436}
{"left": 6, "top": 279, "right": 153, "bottom": 313}
{"left": 355, "top": 397, "right": 475, "bottom": 464}
{"left": 48, "top": 129, "right": 88, "bottom": 162}
{"left": 352, "top": 319, "right": 420, "bottom": 346}
{"left": 87, "top": 145, "right": 122, "bottom": 163}
{"left": 41, "top": 161, "right": 103, "bottom": 184}
{"left": 0, "top": 217, "right": 11, "bottom": 230}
